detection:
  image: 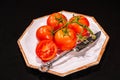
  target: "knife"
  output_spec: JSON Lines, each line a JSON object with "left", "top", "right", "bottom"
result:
{"left": 39, "top": 31, "right": 101, "bottom": 72}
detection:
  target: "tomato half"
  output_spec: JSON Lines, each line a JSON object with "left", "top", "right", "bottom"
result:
{"left": 68, "top": 15, "right": 89, "bottom": 36}
{"left": 47, "top": 12, "right": 67, "bottom": 31}
{"left": 54, "top": 28, "right": 77, "bottom": 51}
{"left": 36, "top": 25, "right": 53, "bottom": 41}
{"left": 36, "top": 40, "right": 57, "bottom": 62}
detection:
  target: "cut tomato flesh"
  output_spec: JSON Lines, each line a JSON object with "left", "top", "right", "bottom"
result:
{"left": 36, "top": 40, "right": 57, "bottom": 62}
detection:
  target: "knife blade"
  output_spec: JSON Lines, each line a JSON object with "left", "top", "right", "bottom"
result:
{"left": 39, "top": 31, "right": 101, "bottom": 72}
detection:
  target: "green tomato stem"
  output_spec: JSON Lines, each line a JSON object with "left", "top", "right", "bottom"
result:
{"left": 75, "top": 21, "right": 96, "bottom": 39}
{"left": 53, "top": 22, "right": 70, "bottom": 34}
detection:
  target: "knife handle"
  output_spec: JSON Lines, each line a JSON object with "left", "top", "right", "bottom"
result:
{"left": 39, "top": 50, "right": 72, "bottom": 72}
{"left": 39, "top": 63, "right": 51, "bottom": 72}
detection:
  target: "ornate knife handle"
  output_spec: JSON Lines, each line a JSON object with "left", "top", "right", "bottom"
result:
{"left": 39, "top": 63, "right": 51, "bottom": 72}
{"left": 39, "top": 50, "right": 71, "bottom": 72}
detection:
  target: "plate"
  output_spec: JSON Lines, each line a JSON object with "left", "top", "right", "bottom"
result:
{"left": 17, "top": 10, "right": 109, "bottom": 77}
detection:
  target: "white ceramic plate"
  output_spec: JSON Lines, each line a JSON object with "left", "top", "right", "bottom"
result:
{"left": 17, "top": 10, "right": 109, "bottom": 77}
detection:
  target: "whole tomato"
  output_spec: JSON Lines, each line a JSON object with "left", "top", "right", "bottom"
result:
{"left": 36, "top": 25, "right": 53, "bottom": 41}
{"left": 54, "top": 28, "right": 77, "bottom": 51}
{"left": 68, "top": 15, "right": 89, "bottom": 36}
{"left": 47, "top": 12, "right": 67, "bottom": 31}
{"left": 36, "top": 40, "right": 57, "bottom": 62}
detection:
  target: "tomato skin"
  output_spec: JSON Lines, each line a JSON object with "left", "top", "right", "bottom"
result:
{"left": 47, "top": 12, "right": 67, "bottom": 31}
{"left": 68, "top": 23, "right": 83, "bottom": 34}
{"left": 36, "top": 40, "right": 57, "bottom": 62}
{"left": 69, "top": 15, "right": 89, "bottom": 26}
{"left": 78, "top": 16, "right": 89, "bottom": 27}
{"left": 68, "top": 23, "right": 88, "bottom": 36}
{"left": 36, "top": 25, "right": 53, "bottom": 41}
{"left": 68, "top": 15, "right": 89, "bottom": 36}
{"left": 54, "top": 28, "right": 77, "bottom": 51}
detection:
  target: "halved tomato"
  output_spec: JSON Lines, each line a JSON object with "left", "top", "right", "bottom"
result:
{"left": 36, "top": 40, "right": 57, "bottom": 62}
{"left": 47, "top": 12, "right": 67, "bottom": 31}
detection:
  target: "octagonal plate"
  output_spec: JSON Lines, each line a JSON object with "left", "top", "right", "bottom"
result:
{"left": 17, "top": 10, "right": 109, "bottom": 77}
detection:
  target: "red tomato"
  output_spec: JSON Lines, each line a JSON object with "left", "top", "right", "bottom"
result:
{"left": 54, "top": 28, "right": 77, "bottom": 51}
{"left": 47, "top": 12, "right": 67, "bottom": 31}
{"left": 36, "top": 25, "right": 53, "bottom": 41}
{"left": 68, "top": 15, "right": 89, "bottom": 36}
{"left": 68, "top": 23, "right": 84, "bottom": 34}
{"left": 36, "top": 40, "right": 57, "bottom": 62}
{"left": 78, "top": 15, "right": 89, "bottom": 26}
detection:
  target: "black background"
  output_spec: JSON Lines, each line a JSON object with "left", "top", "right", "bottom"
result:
{"left": 0, "top": 0, "right": 120, "bottom": 80}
